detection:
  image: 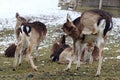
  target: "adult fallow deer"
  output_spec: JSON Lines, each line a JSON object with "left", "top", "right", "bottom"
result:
{"left": 13, "top": 13, "right": 47, "bottom": 71}
{"left": 62, "top": 9, "right": 113, "bottom": 76}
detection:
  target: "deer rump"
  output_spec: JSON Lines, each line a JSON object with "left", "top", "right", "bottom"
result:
{"left": 79, "top": 9, "right": 112, "bottom": 36}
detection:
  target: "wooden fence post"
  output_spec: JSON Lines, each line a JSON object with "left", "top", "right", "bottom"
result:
{"left": 99, "top": 0, "right": 103, "bottom": 9}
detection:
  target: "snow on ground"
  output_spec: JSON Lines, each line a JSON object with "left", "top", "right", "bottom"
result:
{"left": 0, "top": 9, "right": 120, "bottom": 47}
{"left": 110, "top": 18, "right": 120, "bottom": 43}
{"left": 0, "top": 9, "right": 80, "bottom": 29}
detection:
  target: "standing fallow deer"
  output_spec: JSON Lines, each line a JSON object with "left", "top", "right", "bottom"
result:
{"left": 13, "top": 13, "right": 47, "bottom": 71}
{"left": 62, "top": 9, "right": 113, "bottom": 76}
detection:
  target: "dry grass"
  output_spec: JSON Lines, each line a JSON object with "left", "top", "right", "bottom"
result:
{"left": 0, "top": 41, "right": 120, "bottom": 80}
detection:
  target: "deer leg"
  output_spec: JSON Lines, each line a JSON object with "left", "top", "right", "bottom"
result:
{"left": 13, "top": 45, "right": 20, "bottom": 71}
{"left": 26, "top": 46, "right": 37, "bottom": 71}
{"left": 64, "top": 59, "right": 72, "bottom": 71}
{"left": 25, "top": 54, "right": 30, "bottom": 64}
{"left": 18, "top": 49, "right": 24, "bottom": 66}
{"left": 95, "top": 37, "right": 104, "bottom": 77}
{"left": 83, "top": 47, "right": 89, "bottom": 64}
{"left": 95, "top": 47, "right": 103, "bottom": 76}
{"left": 74, "top": 41, "right": 80, "bottom": 70}
{"left": 76, "top": 49, "right": 81, "bottom": 70}
{"left": 34, "top": 45, "right": 39, "bottom": 60}
{"left": 88, "top": 46, "right": 94, "bottom": 64}
{"left": 76, "top": 43, "right": 86, "bottom": 69}
{"left": 89, "top": 51, "right": 94, "bottom": 64}
{"left": 95, "top": 48, "right": 103, "bottom": 77}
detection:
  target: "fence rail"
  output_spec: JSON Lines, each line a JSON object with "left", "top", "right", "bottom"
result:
{"left": 58, "top": 0, "right": 120, "bottom": 10}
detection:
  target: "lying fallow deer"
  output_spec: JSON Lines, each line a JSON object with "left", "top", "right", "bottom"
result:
{"left": 5, "top": 43, "right": 16, "bottom": 57}
{"left": 50, "top": 34, "right": 70, "bottom": 62}
{"left": 62, "top": 9, "right": 113, "bottom": 76}
{"left": 13, "top": 13, "right": 47, "bottom": 71}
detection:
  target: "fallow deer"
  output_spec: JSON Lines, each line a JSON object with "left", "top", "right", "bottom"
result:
{"left": 13, "top": 13, "right": 47, "bottom": 71}
{"left": 50, "top": 34, "right": 70, "bottom": 62}
{"left": 5, "top": 43, "right": 16, "bottom": 57}
{"left": 62, "top": 9, "right": 113, "bottom": 76}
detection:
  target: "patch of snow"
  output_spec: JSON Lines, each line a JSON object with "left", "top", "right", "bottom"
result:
{"left": 116, "top": 49, "right": 120, "bottom": 53}
{"left": 117, "top": 56, "right": 120, "bottom": 59}
{"left": 104, "top": 47, "right": 109, "bottom": 50}
{"left": 103, "top": 56, "right": 120, "bottom": 62}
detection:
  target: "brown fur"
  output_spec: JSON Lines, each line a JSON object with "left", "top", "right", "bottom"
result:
{"left": 13, "top": 13, "right": 47, "bottom": 71}
{"left": 92, "top": 46, "right": 99, "bottom": 61}
{"left": 5, "top": 44, "right": 16, "bottom": 57}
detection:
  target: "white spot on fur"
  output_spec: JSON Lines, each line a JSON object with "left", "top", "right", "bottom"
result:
{"left": 26, "top": 26, "right": 30, "bottom": 32}
{"left": 98, "top": 19, "right": 106, "bottom": 35}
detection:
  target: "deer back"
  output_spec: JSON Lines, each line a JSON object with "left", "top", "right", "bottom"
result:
{"left": 62, "top": 9, "right": 113, "bottom": 39}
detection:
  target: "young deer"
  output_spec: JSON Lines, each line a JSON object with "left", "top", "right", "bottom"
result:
{"left": 13, "top": 13, "right": 47, "bottom": 71}
{"left": 50, "top": 34, "right": 70, "bottom": 62}
{"left": 62, "top": 9, "right": 113, "bottom": 76}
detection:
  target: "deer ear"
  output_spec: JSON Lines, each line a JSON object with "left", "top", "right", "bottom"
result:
{"left": 16, "top": 12, "right": 19, "bottom": 18}
{"left": 67, "top": 13, "right": 72, "bottom": 22}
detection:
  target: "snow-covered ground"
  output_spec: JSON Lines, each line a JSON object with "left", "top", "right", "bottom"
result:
{"left": 0, "top": 0, "right": 80, "bottom": 49}
{"left": 0, "top": 10, "right": 119, "bottom": 43}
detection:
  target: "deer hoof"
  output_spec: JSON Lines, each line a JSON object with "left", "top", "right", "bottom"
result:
{"left": 76, "top": 67, "right": 80, "bottom": 70}
{"left": 64, "top": 68, "right": 69, "bottom": 71}
{"left": 95, "top": 74, "right": 100, "bottom": 77}
{"left": 13, "top": 68, "right": 16, "bottom": 71}
{"left": 19, "top": 63, "right": 21, "bottom": 66}
{"left": 33, "top": 66, "right": 38, "bottom": 71}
